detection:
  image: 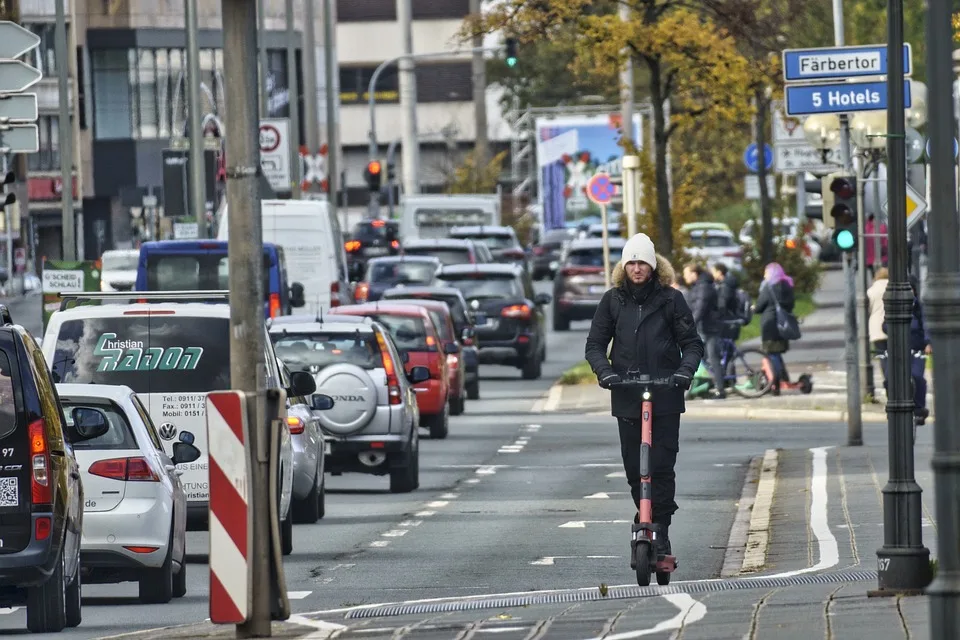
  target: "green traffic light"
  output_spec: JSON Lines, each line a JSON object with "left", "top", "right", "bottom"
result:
{"left": 834, "top": 229, "right": 856, "bottom": 251}
{"left": 506, "top": 57, "right": 517, "bottom": 67}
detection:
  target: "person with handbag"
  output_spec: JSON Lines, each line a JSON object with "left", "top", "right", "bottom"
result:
{"left": 752, "top": 262, "right": 798, "bottom": 396}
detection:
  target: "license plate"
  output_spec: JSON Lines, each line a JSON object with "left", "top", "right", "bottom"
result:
{"left": 589, "top": 285, "right": 605, "bottom": 294}
{"left": 365, "top": 247, "right": 388, "bottom": 256}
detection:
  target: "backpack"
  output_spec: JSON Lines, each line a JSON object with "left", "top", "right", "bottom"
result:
{"left": 735, "top": 289, "right": 753, "bottom": 325}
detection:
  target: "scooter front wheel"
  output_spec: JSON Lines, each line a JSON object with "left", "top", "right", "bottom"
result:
{"left": 634, "top": 541, "right": 652, "bottom": 587}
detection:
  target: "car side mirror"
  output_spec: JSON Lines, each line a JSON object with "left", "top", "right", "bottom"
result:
{"left": 408, "top": 366, "right": 430, "bottom": 384}
{"left": 534, "top": 293, "right": 552, "bottom": 306}
{"left": 311, "top": 394, "right": 335, "bottom": 411}
{"left": 289, "top": 370, "right": 317, "bottom": 397}
{"left": 172, "top": 441, "right": 201, "bottom": 464}
{"left": 443, "top": 342, "right": 458, "bottom": 355}
{"left": 289, "top": 282, "right": 306, "bottom": 308}
{"left": 69, "top": 407, "right": 110, "bottom": 441}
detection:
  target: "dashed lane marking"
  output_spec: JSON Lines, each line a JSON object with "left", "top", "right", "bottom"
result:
{"left": 559, "top": 520, "right": 631, "bottom": 528}
{"left": 530, "top": 555, "right": 620, "bottom": 565}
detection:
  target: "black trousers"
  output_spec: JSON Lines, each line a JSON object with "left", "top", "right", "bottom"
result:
{"left": 617, "top": 413, "right": 681, "bottom": 525}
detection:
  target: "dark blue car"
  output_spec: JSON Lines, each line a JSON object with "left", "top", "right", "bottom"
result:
{"left": 353, "top": 256, "right": 442, "bottom": 304}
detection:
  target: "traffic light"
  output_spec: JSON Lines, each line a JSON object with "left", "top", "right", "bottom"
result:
{"left": 2, "top": 171, "right": 15, "bottom": 207}
{"left": 505, "top": 38, "right": 518, "bottom": 67}
{"left": 386, "top": 159, "right": 396, "bottom": 183}
{"left": 364, "top": 160, "right": 382, "bottom": 192}
{"left": 822, "top": 172, "right": 857, "bottom": 253}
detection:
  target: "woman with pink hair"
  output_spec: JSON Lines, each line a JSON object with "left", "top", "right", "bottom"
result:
{"left": 752, "top": 262, "right": 795, "bottom": 395}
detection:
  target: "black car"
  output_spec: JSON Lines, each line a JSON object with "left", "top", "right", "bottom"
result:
{"left": 346, "top": 219, "right": 401, "bottom": 280}
{"left": 0, "top": 307, "right": 109, "bottom": 632}
{"left": 531, "top": 228, "right": 575, "bottom": 280}
{"left": 435, "top": 264, "right": 550, "bottom": 380}
{"left": 401, "top": 238, "right": 494, "bottom": 266}
{"left": 380, "top": 285, "right": 482, "bottom": 399}
{"left": 354, "top": 256, "right": 442, "bottom": 303}
{"left": 449, "top": 225, "right": 527, "bottom": 269}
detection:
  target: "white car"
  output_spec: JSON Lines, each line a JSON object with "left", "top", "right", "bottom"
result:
{"left": 41, "top": 293, "right": 312, "bottom": 555}
{"left": 56, "top": 383, "right": 201, "bottom": 604}
{"left": 684, "top": 228, "right": 743, "bottom": 271}
{"left": 739, "top": 217, "right": 822, "bottom": 263}
{"left": 99, "top": 249, "right": 140, "bottom": 292}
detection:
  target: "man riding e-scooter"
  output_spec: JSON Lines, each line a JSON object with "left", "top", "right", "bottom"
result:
{"left": 585, "top": 233, "right": 704, "bottom": 560}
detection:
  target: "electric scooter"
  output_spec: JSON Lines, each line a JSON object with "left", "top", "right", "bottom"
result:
{"left": 610, "top": 372, "right": 678, "bottom": 587}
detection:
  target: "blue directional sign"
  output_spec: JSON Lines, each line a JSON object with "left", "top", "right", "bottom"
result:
{"left": 743, "top": 143, "right": 773, "bottom": 173}
{"left": 784, "top": 80, "right": 912, "bottom": 117}
{"left": 783, "top": 44, "right": 912, "bottom": 82}
{"left": 925, "top": 137, "right": 959, "bottom": 160}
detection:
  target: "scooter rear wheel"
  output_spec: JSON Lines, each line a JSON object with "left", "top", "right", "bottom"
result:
{"left": 656, "top": 570, "right": 671, "bottom": 585}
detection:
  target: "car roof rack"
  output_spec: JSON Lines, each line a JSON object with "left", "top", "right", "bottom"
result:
{"left": 58, "top": 290, "right": 230, "bottom": 312}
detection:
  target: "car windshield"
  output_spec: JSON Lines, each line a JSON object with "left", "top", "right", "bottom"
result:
{"left": 425, "top": 310, "right": 454, "bottom": 342}
{"left": 436, "top": 274, "right": 523, "bottom": 300}
{"left": 367, "top": 261, "right": 437, "bottom": 284}
{"left": 567, "top": 248, "right": 623, "bottom": 267}
{"left": 454, "top": 234, "right": 515, "bottom": 250}
{"left": 364, "top": 314, "right": 434, "bottom": 352}
{"left": 689, "top": 232, "right": 736, "bottom": 248}
{"left": 146, "top": 252, "right": 270, "bottom": 298}
{"left": 403, "top": 247, "right": 471, "bottom": 265}
{"left": 353, "top": 221, "right": 398, "bottom": 243}
{"left": 101, "top": 252, "right": 139, "bottom": 271}
{"left": 60, "top": 400, "right": 139, "bottom": 450}
{"left": 51, "top": 316, "right": 232, "bottom": 393}
{"left": 271, "top": 332, "right": 380, "bottom": 371}
{"left": 384, "top": 294, "right": 469, "bottom": 330}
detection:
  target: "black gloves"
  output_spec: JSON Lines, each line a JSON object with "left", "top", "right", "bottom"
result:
{"left": 670, "top": 373, "right": 692, "bottom": 390}
{"left": 598, "top": 373, "right": 622, "bottom": 389}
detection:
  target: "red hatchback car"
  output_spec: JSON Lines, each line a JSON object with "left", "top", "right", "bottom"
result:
{"left": 330, "top": 302, "right": 453, "bottom": 439}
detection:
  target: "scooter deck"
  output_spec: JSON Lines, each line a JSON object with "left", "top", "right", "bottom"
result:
{"left": 656, "top": 555, "right": 678, "bottom": 572}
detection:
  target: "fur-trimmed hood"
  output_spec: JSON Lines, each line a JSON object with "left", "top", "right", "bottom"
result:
{"left": 612, "top": 253, "right": 676, "bottom": 289}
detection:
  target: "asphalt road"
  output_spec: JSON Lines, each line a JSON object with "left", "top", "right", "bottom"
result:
{"left": 0, "top": 289, "right": 770, "bottom": 638}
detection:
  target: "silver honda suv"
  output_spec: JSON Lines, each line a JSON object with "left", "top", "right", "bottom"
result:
{"left": 268, "top": 314, "right": 427, "bottom": 493}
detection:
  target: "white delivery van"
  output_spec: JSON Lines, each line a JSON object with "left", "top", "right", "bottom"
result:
{"left": 400, "top": 194, "right": 501, "bottom": 241}
{"left": 218, "top": 199, "right": 351, "bottom": 316}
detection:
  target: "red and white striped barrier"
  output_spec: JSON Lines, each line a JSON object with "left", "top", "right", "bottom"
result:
{"left": 206, "top": 391, "right": 252, "bottom": 624}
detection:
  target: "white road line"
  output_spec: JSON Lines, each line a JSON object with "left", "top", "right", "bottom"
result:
{"left": 530, "top": 555, "right": 619, "bottom": 565}
{"left": 399, "top": 520, "right": 423, "bottom": 528}
{"left": 415, "top": 510, "right": 436, "bottom": 517}
{"left": 498, "top": 448, "right": 523, "bottom": 453}
{"left": 589, "top": 594, "right": 707, "bottom": 639}
{"left": 369, "top": 540, "right": 390, "bottom": 547}
{"left": 382, "top": 529, "right": 409, "bottom": 537}
{"left": 523, "top": 424, "right": 541, "bottom": 432}
{"left": 440, "top": 493, "right": 459, "bottom": 499}
{"left": 606, "top": 470, "right": 627, "bottom": 478}
{"left": 477, "top": 627, "right": 530, "bottom": 634}
{"left": 0, "top": 607, "right": 19, "bottom": 614}
{"left": 559, "top": 520, "right": 631, "bottom": 528}
{"left": 426, "top": 500, "right": 449, "bottom": 508}
{"left": 287, "top": 591, "right": 312, "bottom": 599}
{"left": 581, "top": 463, "right": 623, "bottom": 468}
{"left": 584, "top": 491, "right": 628, "bottom": 499}
{"left": 542, "top": 384, "right": 563, "bottom": 412}
{"left": 287, "top": 614, "right": 348, "bottom": 636}
{"left": 465, "top": 478, "right": 480, "bottom": 484}
{"left": 517, "top": 437, "right": 530, "bottom": 442}
{"left": 476, "top": 466, "right": 498, "bottom": 475}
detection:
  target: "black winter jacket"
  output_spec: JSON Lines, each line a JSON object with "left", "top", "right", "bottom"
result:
{"left": 716, "top": 274, "right": 740, "bottom": 320}
{"left": 754, "top": 280, "right": 795, "bottom": 343}
{"left": 585, "top": 261, "right": 704, "bottom": 417}
{"left": 687, "top": 272, "right": 723, "bottom": 336}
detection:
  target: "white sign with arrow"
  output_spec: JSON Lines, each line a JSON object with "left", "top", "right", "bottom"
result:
{"left": 0, "top": 22, "right": 41, "bottom": 59}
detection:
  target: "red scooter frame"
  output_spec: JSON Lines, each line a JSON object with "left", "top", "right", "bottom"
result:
{"left": 611, "top": 373, "right": 678, "bottom": 587}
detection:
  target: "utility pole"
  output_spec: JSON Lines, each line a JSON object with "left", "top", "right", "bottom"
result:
{"left": 301, "top": 0, "right": 319, "bottom": 195}
{"left": 321, "top": 0, "right": 339, "bottom": 218}
{"left": 185, "top": 0, "right": 206, "bottom": 234}
{"left": 831, "top": 0, "right": 862, "bottom": 446}
{"left": 619, "top": 1, "right": 634, "bottom": 150}
{"left": 221, "top": 0, "right": 270, "bottom": 634}
{"left": 856, "top": 156, "right": 875, "bottom": 403}
{"left": 398, "top": 0, "right": 420, "bottom": 198}
{"left": 925, "top": 0, "right": 960, "bottom": 631}
{"left": 872, "top": 0, "right": 931, "bottom": 595}
{"left": 256, "top": 0, "right": 269, "bottom": 116}
{"left": 54, "top": 0, "right": 74, "bottom": 260}
{"left": 469, "top": 0, "right": 488, "bottom": 163}
{"left": 285, "top": 0, "right": 301, "bottom": 198}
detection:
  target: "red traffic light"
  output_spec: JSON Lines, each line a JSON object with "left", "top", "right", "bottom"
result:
{"left": 367, "top": 161, "right": 382, "bottom": 175}
{"left": 830, "top": 177, "right": 855, "bottom": 199}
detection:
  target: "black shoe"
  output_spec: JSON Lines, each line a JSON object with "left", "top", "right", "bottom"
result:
{"left": 656, "top": 526, "right": 671, "bottom": 557}
{"left": 710, "top": 390, "right": 726, "bottom": 400}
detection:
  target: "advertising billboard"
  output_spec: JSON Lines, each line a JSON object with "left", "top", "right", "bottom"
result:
{"left": 535, "top": 113, "right": 643, "bottom": 230}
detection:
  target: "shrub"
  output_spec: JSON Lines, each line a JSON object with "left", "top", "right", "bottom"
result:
{"left": 737, "top": 240, "right": 823, "bottom": 298}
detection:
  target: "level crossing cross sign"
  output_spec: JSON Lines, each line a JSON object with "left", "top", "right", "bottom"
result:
{"left": 586, "top": 172, "right": 616, "bottom": 206}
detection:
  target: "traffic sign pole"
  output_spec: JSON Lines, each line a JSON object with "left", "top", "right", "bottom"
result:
{"left": 586, "top": 172, "right": 616, "bottom": 289}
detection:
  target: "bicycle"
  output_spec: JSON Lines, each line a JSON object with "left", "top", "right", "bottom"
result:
{"left": 874, "top": 349, "right": 930, "bottom": 443}
{"left": 691, "top": 336, "right": 774, "bottom": 399}
{"left": 608, "top": 371, "right": 679, "bottom": 587}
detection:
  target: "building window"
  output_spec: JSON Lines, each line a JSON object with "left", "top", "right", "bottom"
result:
{"left": 336, "top": 0, "right": 396, "bottom": 22}
{"left": 91, "top": 49, "right": 133, "bottom": 140}
{"left": 412, "top": 0, "right": 469, "bottom": 19}
{"left": 416, "top": 62, "right": 472, "bottom": 102}
{"left": 24, "top": 23, "right": 57, "bottom": 75}
{"left": 339, "top": 65, "right": 398, "bottom": 105}
{"left": 29, "top": 116, "right": 60, "bottom": 172}
{"left": 137, "top": 49, "right": 158, "bottom": 138}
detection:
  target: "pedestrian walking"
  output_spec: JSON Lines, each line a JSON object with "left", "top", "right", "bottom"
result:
{"left": 682, "top": 263, "right": 726, "bottom": 399}
{"left": 712, "top": 263, "right": 741, "bottom": 340}
{"left": 881, "top": 275, "right": 931, "bottom": 424}
{"left": 865, "top": 214, "right": 888, "bottom": 274}
{"left": 867, "top": 267, "right": 889, "bottom": 386}
{"left": 752, "top": 262, "right": 795, "bottom": 396}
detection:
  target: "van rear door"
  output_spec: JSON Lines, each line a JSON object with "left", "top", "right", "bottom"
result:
{"left": 0, "top": 339, "right": 33, "bottom": 553}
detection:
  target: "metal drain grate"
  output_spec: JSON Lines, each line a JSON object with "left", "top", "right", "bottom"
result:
{"left": 344, "top": 569, "right": 877, "bottom": 619}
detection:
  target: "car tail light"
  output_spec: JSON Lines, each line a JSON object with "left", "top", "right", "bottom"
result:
{"left": 533, "top": 246, "right": 546, "bottom": 256}
{"left": 35, "top": 517, "right": 51, "bottom": 541}
{"left": 286, "top": 416, "right": 305, "bottom": 435}
{"left": 375, "top": 331, "right": 402, "bottom": 405}
{"left": 269, "top": 292, "right": 281, "bottom": 318}
{"left": 89, "top": 457, "right": 160, "bottom": 482}
{"left": 124, "top": 546, "right": 160, "bottom": 553}
{"left": 425, "top": 335, "right": 437, "bottom": 351}
{"left": 355, "top": 282, "right": 369, "bottom": 303}
{"left": 723, "top": 250, "right": 743, "bottom": 258}
{"left": 561, "top": 266, "right": 602, "bottom": 277}
{"left": 391, "top": 240, "right": 400, "bottom": 249}
{"left": 28, "top": 419, "right": 51, "bottom": 505}
{"left": 331, "top": 281, "right": 341, "bottom": 307}
{"left": 345, "top": 240, "right": 362, "bottom": 252}
{"left": 501, "top": 304, "right": 532, "bottom": 320}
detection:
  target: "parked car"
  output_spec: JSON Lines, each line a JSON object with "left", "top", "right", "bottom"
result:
{"left": 41, "top": 292, "right": 311, "bottom": 556}
{"left": 277, "top": 363, "right": 326, "bottom": 523}
{"left": 683, "top": 228, "right": 743, "bottom": 272}
{"left": 345, "top": 219, "right": 401, "bottom": 281}
{"left": 552, "top": 237, "right": 625, "bottom": 331}
{"left": 580, "top": 223, "right": 621, "bottom": 239}
{"left": 353, "top": 255, "right": 442, "bottom": 303}
{"left": 435, "top": 264, "right": 550, "bottom": 380}
{"left": 0, "top": 308, "right": 109, "bottom": 632}
{"left": 330, "top": 303, "right": 451, "bottom": 439}
{"left": 380, "top": 286, "right": 482, "bottom": 400}
{"left": 268, "top": 314, "right": 425, "bottom": 493}
{"left": 531, "top": 228, "right": 576, "bottom": 280}
{"left": 56, "top": 383, "right": 200, "bottom": 604}
{"left": 449, "top": 225, "right": 527, "bottom": 269}
{"left": 401, "top": 238, "right": 493, "bottom": 266}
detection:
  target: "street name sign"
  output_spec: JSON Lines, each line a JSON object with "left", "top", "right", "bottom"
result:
{"left": 783, "top": 44, "right": 912, "bottom": 82}
{"left": 785, "top": 79, "right": 912, "bottom": 117}
{"left": 0, "top": 124, "right": 39, "bottom": 153}
{"left": 0, "top": 60, "right": 42, "bottom": 93}
{"left": 0, "top": 94, "right": 37, "bottom": 121}
{"left": 774, "top": 144, "right": 841, "bottom": 174}
{"left": 0, "top": 22, "right": 41, "bottom": 60}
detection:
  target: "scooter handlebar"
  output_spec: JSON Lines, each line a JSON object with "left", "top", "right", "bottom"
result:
{"left": 609, "top": 376, "right": 675, "bottom": 389}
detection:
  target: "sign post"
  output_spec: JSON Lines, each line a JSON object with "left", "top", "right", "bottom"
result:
{"left": 586, "top": 172, "right": 617, "bottom": 289}
{"left": 258, "top": 119, "right": 292, "bottom": 193}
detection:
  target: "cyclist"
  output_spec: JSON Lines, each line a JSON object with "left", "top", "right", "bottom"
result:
{"left": 585, "top": 233, "right": 704, "bottom": 558}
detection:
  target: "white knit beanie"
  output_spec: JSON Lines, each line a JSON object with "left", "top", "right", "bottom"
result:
{"left": 621, "top": 233, "right": 657, "bottom": 268}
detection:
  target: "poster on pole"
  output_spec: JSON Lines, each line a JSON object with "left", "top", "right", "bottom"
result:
{"left": 535, "top": 113, "right": 643, "bottom": 230}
